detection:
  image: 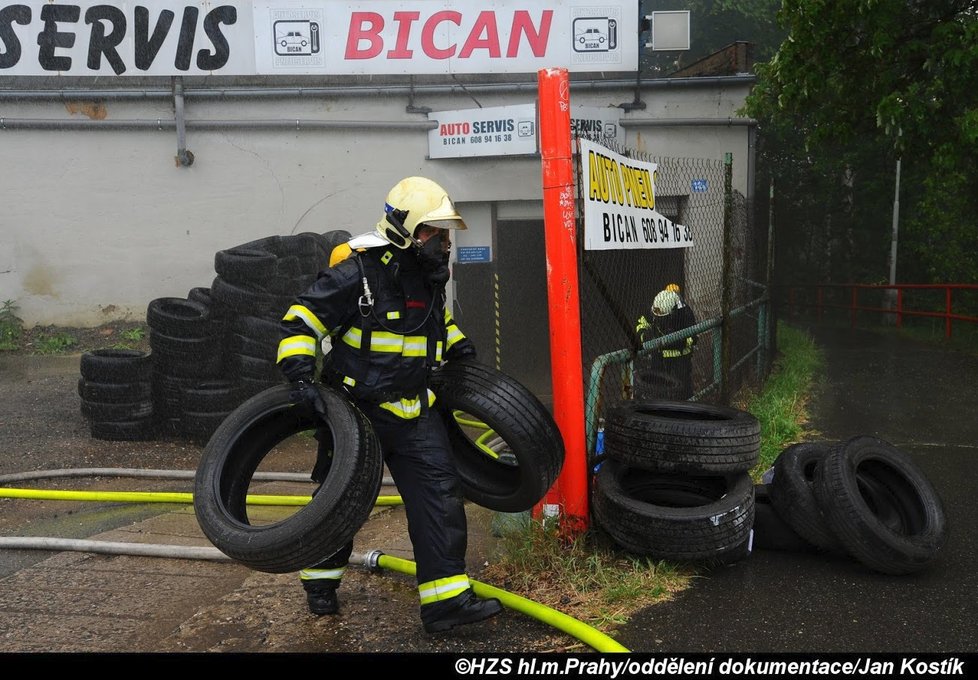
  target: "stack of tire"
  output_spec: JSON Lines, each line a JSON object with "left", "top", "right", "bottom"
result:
{"left": 757, "top": 436, "right": 947, "bottom": 574}
{"left": 78, "top": 349, "right": 155, "bottom": 441}
{"left": 80, "top": 229, "right": 352, "bottom": 443}
{"left": 592, "top": 400, "right": 759, "bottom": 565}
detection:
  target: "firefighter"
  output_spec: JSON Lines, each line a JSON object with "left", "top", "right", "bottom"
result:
{"left": 634, "top": 284, "right": 698, "bottom": 400}
{"left": 276, "top": 176, "right": 502, "bottom": 634}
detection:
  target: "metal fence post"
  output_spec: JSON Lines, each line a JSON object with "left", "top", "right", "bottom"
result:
{"left": 720, "top": 152, "right": 733, "bottom": 403}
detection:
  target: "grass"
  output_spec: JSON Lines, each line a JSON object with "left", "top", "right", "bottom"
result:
{"left": 740, "top": 321, "right": 824, "bottom": 477}
{"left": 32, "top": 332, "right": 79, "bottom": 354}
{"left": 110, "top": 326, "right": 147, "bottom": 349}
{"left": 480, "top": 520, "right": 693, "bottom": 632}
{"left": 482, "top": 321, "right": 824, "bottom": 634}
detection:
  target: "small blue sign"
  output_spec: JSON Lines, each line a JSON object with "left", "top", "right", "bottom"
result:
{"left": 691, "top": 179, "right": 708, "bottom": 193}
{"left": 456, "top": 246, "right": 492, "bottom": 264}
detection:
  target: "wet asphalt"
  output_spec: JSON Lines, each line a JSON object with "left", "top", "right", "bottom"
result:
{"left": 616, "top": 325, "right": 978, "bottom": 654}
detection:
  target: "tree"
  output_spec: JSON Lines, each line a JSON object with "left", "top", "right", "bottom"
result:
{"left": 744, "top": 0, "right": 978, "bottom": 287}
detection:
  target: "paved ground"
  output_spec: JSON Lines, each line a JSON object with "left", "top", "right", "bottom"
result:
{"left": 1, "top": 324, "right": 975, "bottom": 659}
{"left": 615, "top": 325, "right": 978, "bottom": 654}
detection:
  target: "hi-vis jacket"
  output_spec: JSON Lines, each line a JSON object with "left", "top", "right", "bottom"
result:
{"left": 635, "top": 304, "right": 697, "bottom": 358}
{"left": 276, "top": 243, "right": 473, "bottom": 420}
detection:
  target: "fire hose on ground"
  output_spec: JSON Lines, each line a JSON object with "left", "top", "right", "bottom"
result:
{"left": 0, "top": 467, "right": 629, "bottom": 653}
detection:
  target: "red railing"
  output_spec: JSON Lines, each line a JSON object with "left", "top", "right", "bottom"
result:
{"left": 781, "top": 283, "right": 978, "bottom": 338}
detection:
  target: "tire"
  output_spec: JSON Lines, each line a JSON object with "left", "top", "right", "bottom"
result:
{"left": 89, "top": 417, "right": 156, "bottom": 441}
{"left": 146, "top": 298, "right": 211, "bottom": 338}
{"left": 429, "top": 358, "right": 564, "bottom": 512}
{"left": 752, "top": 484, "right": 819, "bottom": 553}
{"left": 80, "top": 349, "right": 153, "bottom": 383}
{"left": 193, "top": 384, "right": 384, "bottom": 573}
{"left": 604, "top": 400, "right": 760, "bottom": 474}
{"left": 592, "top": 459, "right": 754, "bottom": 562}
{"left": 78, "top": 377, "right": 151, "bottom": 403}
{"left": 767, "top": 441, "right": 843, "bottom": 552}
{"left": 80, "top": 398, "right": 153, "bottom": 422}
{"left": 813, "top": 436, "right": 948, "bottom": 575}
{"left": 179, "top": 380, "right": 242, "bottom": 413}
{"left": 210, "top": 276, "right": 272, "bottom": 317}
{"left": 214, "top": 247, "right": 278, "bottom": 283}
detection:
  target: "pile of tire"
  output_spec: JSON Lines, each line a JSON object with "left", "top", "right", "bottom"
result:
{"left": 592, "top": 400, "right": 759, "bottom": 564}
{"left": 757, "top": 436, "right": 947, "bottom": 574}
{"left": 77, "top": 349, "right": 155, "bottom": 441}
{"left": 80, "top": 229, "right": 352, "bottom": 443}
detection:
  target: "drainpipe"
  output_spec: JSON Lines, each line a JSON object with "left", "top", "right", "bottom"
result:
{"left": 172, "top": 77, "right": 194, "bottom": 167}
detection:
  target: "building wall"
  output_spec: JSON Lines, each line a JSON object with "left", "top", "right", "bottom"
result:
{"left": 0, "top": 77, "right": 753, "bottom": 326}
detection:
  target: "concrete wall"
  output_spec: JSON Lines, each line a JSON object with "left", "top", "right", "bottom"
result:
{"left": 0, "top": 76, "right": 754, "bottom": 326}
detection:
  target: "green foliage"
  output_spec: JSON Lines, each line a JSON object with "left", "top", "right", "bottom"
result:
{"left": 0, "top": 300, "right": 24, "bottom": 351}
{"left": 33, "top": 332, "right": 79, "bottom": 355}
{"left": 122, "top": 326, "right": 146, "bottom": 342}
{"left": 744, "top": 322, "right": 824, "bottom": 477}
{"left": 745, "top": 0, "right": 978, "bottom": 287}
{"left": 110, "top": 325, "right": 148, "bottom": 349}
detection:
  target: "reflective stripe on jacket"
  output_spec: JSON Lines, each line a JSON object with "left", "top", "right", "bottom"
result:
{"left": 277, "top": 244, "right": 470, "bottom": 419}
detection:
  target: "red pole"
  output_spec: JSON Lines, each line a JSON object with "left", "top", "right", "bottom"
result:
{"left": 535, "top": 67, "right": 588, "bottom": 535}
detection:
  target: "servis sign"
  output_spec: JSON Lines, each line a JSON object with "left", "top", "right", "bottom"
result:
{"left": 0, "top": 0, "right": 638, "bottom": 76}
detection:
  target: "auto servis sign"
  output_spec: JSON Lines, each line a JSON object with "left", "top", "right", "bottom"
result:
{"left": 0, "top": 0, "right": 639, "bottom": 76}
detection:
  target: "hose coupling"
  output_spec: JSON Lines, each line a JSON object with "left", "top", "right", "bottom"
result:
{"left": 364, "top": 549, "right": 385, "bottom": 572}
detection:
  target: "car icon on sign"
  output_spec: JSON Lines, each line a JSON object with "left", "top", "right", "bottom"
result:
{"left": 274, "top": 20, "right": 321, "bottom": 56}
{"left": 577, "top": 28, "right": 606, "bottom": 45}
{"left": 572, "top": 18, "right": 617, "bottom": 53}
{"left": 280, "top": 31, "right": 307, "bottom": 48}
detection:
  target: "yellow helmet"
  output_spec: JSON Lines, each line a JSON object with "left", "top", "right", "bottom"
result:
{"left": 666, "top": 283, "right": 681, "bottom": 294}
{"left": 375, "top": 176, "right": 467, "bottom": 249}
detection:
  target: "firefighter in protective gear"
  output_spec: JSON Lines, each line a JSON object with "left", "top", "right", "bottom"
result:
{"left": 634, "top": 284, "right": 698, "bottom": 400}
{"left": 276, "top": 176, "right": 502, "bottom": 634}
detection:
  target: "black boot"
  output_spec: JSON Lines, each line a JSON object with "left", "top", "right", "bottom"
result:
{"left": 421, "top": 589, "right": 503, "bottom": 634}
{"left": 303, "top": 582, "right": 339, "bottom": 616}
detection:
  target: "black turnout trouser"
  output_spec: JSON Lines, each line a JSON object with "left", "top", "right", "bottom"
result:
{"left": 304, "top": 402, "right": 468, "bottom": 589}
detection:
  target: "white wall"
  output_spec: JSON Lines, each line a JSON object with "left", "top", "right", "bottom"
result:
{"left": 0, "top": 77, "right": 753, "bottom": 326}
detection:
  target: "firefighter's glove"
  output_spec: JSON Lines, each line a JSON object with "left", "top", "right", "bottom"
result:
{"left": 418, "top": 236, "right": 450, "bottom": 286}
{"left": 290, "top": 379, "right": 328, "bottom": 421}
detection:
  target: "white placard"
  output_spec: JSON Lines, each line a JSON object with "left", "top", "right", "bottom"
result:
{"left": 580, "top": 138, "right": 693, "bottom": 251}
{"left": 0, "top": 1, "right": 639, "bottom": 76}
{"left": 428, "top": 104, "right": 624, "bottom": 159}
{"left": 428, "top": 104, "right": 538, "bottom": 159}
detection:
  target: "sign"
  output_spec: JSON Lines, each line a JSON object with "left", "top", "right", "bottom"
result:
{"left": 456, "top": 246, "right": 492, "bottom": 264}
{"left": 428, "top": 104, "right": 538, "bottom": 159}
{"left": 580, "top": 138, "right": 693, "bottom": 251}
{"left": 691, "top": 178, "right": 708, "bottom": 192}
{"left": 428, "top": 103, "right": 623, "bottom": 159}
{"left": 0, "top": 0, "right": 639, "bottom": 76}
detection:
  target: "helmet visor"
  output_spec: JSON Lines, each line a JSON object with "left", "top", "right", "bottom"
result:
{"left": 420, "top": 195, "right": 467, "bottom": 231}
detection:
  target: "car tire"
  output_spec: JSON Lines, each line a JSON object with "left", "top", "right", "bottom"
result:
{"left": 429, "top": 358, "right": 564, "bottom": 512}
{"left": 813, "top": 436, "right": 948, "bottom": 575}
{"left": 604, "top": 400, "right": 760, "bottom": 474}
{"left": 193, "top": 384, "right": 383, "bottom": 573}
{"left": 592, "top": 459, "right": 754, "bottom": 563}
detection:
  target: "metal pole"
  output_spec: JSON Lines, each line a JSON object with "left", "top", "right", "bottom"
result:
{"left": 536, "top": 67, "right": 588, "bottom": 535}
{"left": 889, "top": 156, "right": 902, "bottom": 285}
{"left": 720, "top": 152, "right": 734, "bottom": 404}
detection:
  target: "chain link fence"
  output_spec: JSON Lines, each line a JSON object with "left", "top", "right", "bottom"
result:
{"left": 573, "top": 138, "right": 772, "bottom": 452}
